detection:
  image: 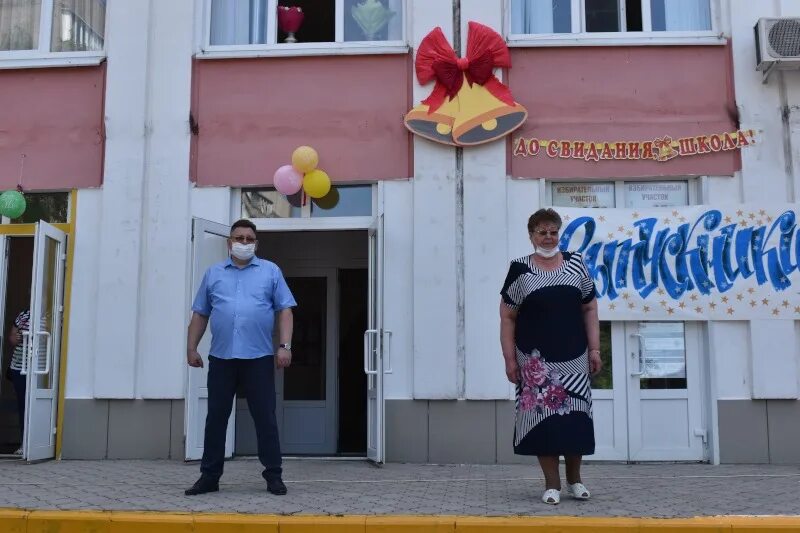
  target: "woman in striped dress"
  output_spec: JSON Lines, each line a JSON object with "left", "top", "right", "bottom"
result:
{"left": 499, "top": 208, "right": 602, "bottom": 505}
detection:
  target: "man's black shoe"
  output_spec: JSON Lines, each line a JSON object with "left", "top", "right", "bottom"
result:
{"left": 266, "top": 476, "right": 287, "bottom": 495}
{"left": 185, "top": 476, "right": 219, "bottom": 496}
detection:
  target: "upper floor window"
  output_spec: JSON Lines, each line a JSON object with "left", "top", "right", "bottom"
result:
{"left": 0, "top": 0, "right": 106, "bottom": 54}
{"left": 207, "top": 0, "right": 404, "bottom": 48}
{"left": 509, "top": 0, "right": 714, "bottom": 40}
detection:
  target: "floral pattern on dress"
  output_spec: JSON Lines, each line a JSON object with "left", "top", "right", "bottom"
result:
{"left": 519, "top": 351, "right": 571, "bottom": 415}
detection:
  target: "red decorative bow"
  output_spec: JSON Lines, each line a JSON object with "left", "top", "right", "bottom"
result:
{"left": 415, "top": 22, "right": 515, "bottom": 114}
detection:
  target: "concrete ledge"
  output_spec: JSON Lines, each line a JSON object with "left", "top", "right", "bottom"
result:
{"left": 4, "top": 511, "right": 800, "bottom": 532}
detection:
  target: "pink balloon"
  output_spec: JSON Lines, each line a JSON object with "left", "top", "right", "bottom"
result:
{"left": 273, "top": 164, "right": 303, "bottom": 195}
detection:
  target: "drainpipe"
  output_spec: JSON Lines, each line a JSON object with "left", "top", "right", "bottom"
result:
{"left": 453, "top": 0, "right": 466, "bottom": 400}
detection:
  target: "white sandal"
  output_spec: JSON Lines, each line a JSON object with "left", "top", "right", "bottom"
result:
{"left": 566, "top": 482, "right": 590, "bottom": 500}
{"left": 541, "top": 488, "right": 561, "bottom": 505}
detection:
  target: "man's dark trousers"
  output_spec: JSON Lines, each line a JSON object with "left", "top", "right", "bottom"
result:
{"left": 201, "top": 355, "right": 282, "bottom": 480}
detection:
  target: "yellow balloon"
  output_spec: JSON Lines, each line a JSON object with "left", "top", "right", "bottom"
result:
{"left": 303, "top": 169, "right": 331, "bottom": 199}
{"left": 291, "top": 146, "right": 319, "bottom": 174}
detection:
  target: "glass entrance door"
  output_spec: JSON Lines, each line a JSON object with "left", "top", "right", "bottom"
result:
{"left": 591, "top": 321, "right": 706, "bottom": 461}
{"left": 625, "top": 322, "right": 706, "bottom": 461}
{"left": 276, "top": 270, "right": 337, "bottom": 455}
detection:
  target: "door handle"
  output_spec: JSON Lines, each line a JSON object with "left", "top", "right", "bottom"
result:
{"left": 630, "top": 333, "right": 644, "bottom": 377}
{"left": 33, "top": 331, "right": 52, "bottom": 376}
{"left": 382, "top": 330, "right": 392, "bottom": 374}
{"left": 363, "top": 329, "right": 378, "bottom": 375}
{"left": 20, "top": 331, "right": 32, "bottom": 376}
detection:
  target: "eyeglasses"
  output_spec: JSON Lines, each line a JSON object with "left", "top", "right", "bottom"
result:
{"left": 230, "top": 236, "right": 257, "bottom": 244}
{"left": 533, "top": 230, "right": 559, "bottom": 237}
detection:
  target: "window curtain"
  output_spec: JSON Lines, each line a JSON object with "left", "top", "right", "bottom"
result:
{"left": 210, "top": 0, "right": 266, "bottom": 45}
{"left": 386, "top": 0, "right": 402, "bottom": 41}
{"left": 344, "top": 0, "right": 403, "bottom": 42}
{"left": 51, "top": 0, "right": 105, "bottom": 52}
{"left": 510, "top": 0, "right": 570, "bottom": 35}
{"left": 651, "top": 0, "right": 711, "bottom": 31}
{"left": 0, "top": 0, "right": 40, "bottom": 50}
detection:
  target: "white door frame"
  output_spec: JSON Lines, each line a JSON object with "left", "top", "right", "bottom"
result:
{"left": 365, "top": 213, "right": 386, "bottom": 464}
{"left": 247, "top": 183, "right": 386, "bottom": 461}
{"left": 590, "top": 323, "right": 628, "bottom": 461}
{"left": 185, "top": 218, "right": 235, "bottom": 461}
{"left": 276, "top": 267, "right": 339, "bottom": 455}
{"left": 24, "top": 221, "right": 67, "bottom": 462}
{"left": 594, "top": 321, "right": 707, "bottom": 462}
{"left": 624, "top": 321, "right": 706, "bottom": 462}
{"left": 0, "top": 236, "right": 8, "bottom": 398}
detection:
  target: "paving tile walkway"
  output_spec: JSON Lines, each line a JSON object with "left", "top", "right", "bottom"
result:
{"left": 0, "top": 458, "right": 798, "bottom": 517}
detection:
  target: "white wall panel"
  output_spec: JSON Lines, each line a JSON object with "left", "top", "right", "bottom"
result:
{"left": 410, "top": 0, "right": 459, "bottom": 398}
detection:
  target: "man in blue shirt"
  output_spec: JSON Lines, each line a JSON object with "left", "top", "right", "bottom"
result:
{"left": 185, "top": 219, "right": 296, "bottom": 496}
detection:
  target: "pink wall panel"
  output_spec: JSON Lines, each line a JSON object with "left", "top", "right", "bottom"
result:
{"left": 0, "top": 65, "right": 105, "bottom": 190}
{"left": 192, "top": 54, "right": 412, "bottom": 187}
{"left": 509, "top": 45, "right": 739, "bottom": 179}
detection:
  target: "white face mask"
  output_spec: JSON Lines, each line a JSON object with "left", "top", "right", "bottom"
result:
{"left": 231, "top": 243, "right": 256, "bottom": 261}
{"left": 535, "top": 245, "right": 560, "bottom": 258}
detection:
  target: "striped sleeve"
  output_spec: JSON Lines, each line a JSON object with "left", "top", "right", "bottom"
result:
{"left": 500, "top": 261, "right": 527, "bottom": 310}
{"left": 574, "top": 253, "right": 597, "bottom": 304}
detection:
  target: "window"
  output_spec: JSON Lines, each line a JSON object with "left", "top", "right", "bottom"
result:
{"left": 551, "top": 182, "right": 616, "bottom": 208}
{"left": 549, "top": 179, "right": 697, "bottom": 208}
{"left": 637, "top": 321, "right": 687, "bottom": 390}
{"left": 242, "top": 188, "right": 303, "bottom": 218}
{"left": 0, "top": 0, "right": 105, "bottom": 54}
{"left": 591, "top": 321, "right": 613, "bottom": 389}
{"left": 207, "top": 0, "right": 404, "bottom": 48}
{"left": 509, "top": 0, "right": 713, "bottom": 39}
{"left": 1, "top": 192, "right": 70, "bottom": 224}
{"left": 624, "top": 181, "right": 688, "bottom": 208}
{"left": 242, "top": 185, "right": 373, "bottom": 219}
{"left": 311, "top": 185, "right": 372, "bottom": 217}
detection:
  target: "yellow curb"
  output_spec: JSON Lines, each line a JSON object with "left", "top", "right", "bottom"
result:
{"left": 3, "top": 512, "right": 800, "bottom": 533}
{"left": 729, "top": 516, "right": 800, "bottom": 531}
{"left": 639, "top": 517, "right": 733, "bottom": 532}
{"left": 456, "top": 516, "right": 641, "bottom": 532}
{"left": 366, "top": 515, "right": 456, "bottom": 533}
{"left": 27, "top": 510, "right": 112, "bottom": 533}
{"left": 110, "top": 511, "right": 194, "bottom": 533}
{"left": 279, "top": 514, "right": 367, "bottom": 533}
{"left": 194, "top": 513, "right": 279, "bottom": 533}
{"left": 0, "top": 509, "right": 28, "bottom": 533}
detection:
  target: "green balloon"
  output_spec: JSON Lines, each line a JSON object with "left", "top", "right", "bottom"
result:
{"left": 0, "top": 190, "right": 26, "bottom": 219}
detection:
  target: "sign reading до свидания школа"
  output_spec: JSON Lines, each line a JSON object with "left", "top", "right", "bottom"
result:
{"left": 515, "top": 130, "right": 755, "bottom": 162}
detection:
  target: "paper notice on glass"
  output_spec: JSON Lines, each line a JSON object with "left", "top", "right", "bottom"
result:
{"left": 625, "top": 182, "right": 688, "bottom": 208}
{"left": 552, "top": 182, "right": 615, "bottom": 208}
{"left": 639, "top": 323, "right": 686, "bottom": 379}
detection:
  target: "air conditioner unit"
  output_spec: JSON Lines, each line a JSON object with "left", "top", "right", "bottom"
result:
{"left": 755, "top": 17, "right": 800, "bottom": 82}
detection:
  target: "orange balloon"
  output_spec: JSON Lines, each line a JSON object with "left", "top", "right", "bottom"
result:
{"left": 292, "top": 146, "right": 318, "bottom": 174}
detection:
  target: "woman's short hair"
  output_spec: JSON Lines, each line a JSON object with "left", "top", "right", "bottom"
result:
{"left": 527, "top": 208, "right": 562, "bottom": 233}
